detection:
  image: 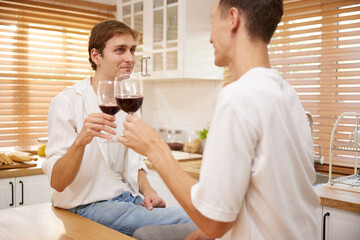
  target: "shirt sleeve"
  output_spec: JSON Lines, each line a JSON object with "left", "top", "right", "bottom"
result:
{"left": 138, "top": 156, "right": 149, "bottom": 173}
{"left": 42, "top": 92, "right": 78, "bottom": 182}
{"left": 191, "top": 97, "right": 259, "bottom": 222}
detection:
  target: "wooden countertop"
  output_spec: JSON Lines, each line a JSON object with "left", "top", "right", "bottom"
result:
{"left": 3, "top": 155, "right": 359, "bottom": 214}
{"left": 145, "top": 159, "right": 201, "bottom": 180}
{"left": 314, "top": 184, "right": 360, "bottom": 214}
{"left": 0, "top": 203, "right": 134, "bottom": 240}
{"left": 146, "top": 159, "right": 360, "bottom": 213}
{"left": 0, "top": 157, "right": 45, "bottom": 179}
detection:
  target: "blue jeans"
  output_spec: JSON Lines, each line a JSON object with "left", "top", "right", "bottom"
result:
{"left": 69, "top": 191, "right": 192, "bottom": 236}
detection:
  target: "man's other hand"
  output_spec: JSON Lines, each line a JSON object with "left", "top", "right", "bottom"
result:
{"left": 141, "top": 193, "right": 166, "bottom": 210}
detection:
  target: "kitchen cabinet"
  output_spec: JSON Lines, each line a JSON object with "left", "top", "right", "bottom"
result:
{"left": 0, "top": 174, "right": 54, "bottom": 210}
{"left": 118, "top": 0, "right": 146, "bottom": 76}
{"left": 146, "top": 169, "right": 180, "bottom": 208}
{"left": 118, "top": 0, "right": 223, "bottom": 80}
{"left": 321, "top": 206, "right": 360, "bottom": 240}
{"left": 316, "top": 206, "right": 323, "bottom": 240}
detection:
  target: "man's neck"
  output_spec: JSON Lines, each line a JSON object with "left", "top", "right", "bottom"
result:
{"left": 91, "top": 70, "right": 113, "bottom": 94}
{"left": 229, "top": 38, "right": 271, "bottom": 81}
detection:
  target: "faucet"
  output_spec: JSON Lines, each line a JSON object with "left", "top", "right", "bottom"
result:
{"left": 305, "top": 111, "right": 313, "bottom": 136}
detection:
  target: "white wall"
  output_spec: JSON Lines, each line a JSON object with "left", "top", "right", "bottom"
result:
{"left": 142, "top": 80, "right": 224, "bottom": 132}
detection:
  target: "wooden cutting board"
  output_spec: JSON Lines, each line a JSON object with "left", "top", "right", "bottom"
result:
{"left": 0, "top": 162, "right": 37, "bottom": 170}
{"left": 171, "top": 151, "right": 202, "bottom": 161}
{"left": 144, "top": 151, "right": 202, "bottom": 162}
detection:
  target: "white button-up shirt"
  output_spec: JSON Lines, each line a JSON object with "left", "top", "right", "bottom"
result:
{"left": 42, "top": 77, "right": 147, "bottom": 209}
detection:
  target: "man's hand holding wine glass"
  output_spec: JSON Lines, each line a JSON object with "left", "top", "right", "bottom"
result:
{"left": 77, "top": 113, "right": 117, "bottom": 146}
{"left": 97, "top": 80, "right": 121, "bottom": 142}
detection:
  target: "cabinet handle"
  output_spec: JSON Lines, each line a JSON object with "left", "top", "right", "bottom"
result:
{"left": 19, "top": 180, "right": 24, "bottom": 205}
{"left": 140, "top": 57, "right": 145, "bottom": 76}
{"left": 9, "top": 182, "right": 14, "bottom": 206}
{"left": 146, "top": 57, "right": 151, "bottom": 76}
{"left": 323, "top": 212, "right": 330, "bottom": 240}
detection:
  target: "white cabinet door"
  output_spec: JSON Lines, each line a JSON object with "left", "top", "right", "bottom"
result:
{"left": 0, "top": 178, "right": 16, "bottom": 210}
{"left": 146, "top": 169, "right": 180, "bottom": 208}
{"left": 316, "top": 205, "right": 322, "bottom": 240}
{"left": 118, "top": 0, "right": 147, "bottom": 76}
{"left": 323, "top": 206, "right": 360, "bottom": 240}
{"left": 15, "top": 175, "right": 54, "bottom": 207}
{"left": 118, "top": 0, "right": 223, "bottom": 80}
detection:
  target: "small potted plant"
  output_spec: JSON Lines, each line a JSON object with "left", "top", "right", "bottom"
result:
{"left": 198, "top": 128, "right": 208, "bottom": 153}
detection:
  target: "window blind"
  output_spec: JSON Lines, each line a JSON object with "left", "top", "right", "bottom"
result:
{"left": 0, "top": 0, "right": 115, "bottom": 149}
{"left": 269, "top": 0, "right": 360, "bottom": 174}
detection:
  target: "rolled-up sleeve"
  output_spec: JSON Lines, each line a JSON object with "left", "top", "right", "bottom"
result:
{"left": 42, "top": 92, "right": 78, "bottom": 182}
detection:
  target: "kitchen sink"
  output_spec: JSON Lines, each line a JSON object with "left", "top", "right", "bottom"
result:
{"left": 314, "top": 173, "right": 329, "bottom": 185}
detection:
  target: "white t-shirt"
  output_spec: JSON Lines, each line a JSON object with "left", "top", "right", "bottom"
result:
{"left": 191, "top": 68, "right": 320, "bottom": 239}
{"left": 42, "top": 77, "right": 147, "bottom": 209}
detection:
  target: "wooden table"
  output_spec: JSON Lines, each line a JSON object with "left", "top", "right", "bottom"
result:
{"left": 0, "top": 203, "right": 135, "bottom": 240}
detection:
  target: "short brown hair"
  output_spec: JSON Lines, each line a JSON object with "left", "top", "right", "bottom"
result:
{"left": 219, "top": 0, "right": 283, "bottom": 43}
{"left": 88, "top": 20, "right": 139, "bottom": 70}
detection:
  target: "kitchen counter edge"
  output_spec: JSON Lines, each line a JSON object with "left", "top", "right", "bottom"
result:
{"left": 0, "top": 157, "right": 45, "bottom": 179}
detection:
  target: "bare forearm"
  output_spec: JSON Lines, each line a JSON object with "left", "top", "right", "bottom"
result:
{"left": 138, "top": 169, "right": 157, "bottom": 196}
{"left": 50, "top": 138, "right": 86, "bottom": 192}
{"left": 148, "top": 143, "right": 233, "bottom": 238}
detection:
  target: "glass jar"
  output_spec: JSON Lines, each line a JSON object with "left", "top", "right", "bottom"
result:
{"left": 166, "top": 129, "right": 185, "bottom": 151}
{"left": 37, "top": 137, "right": 48, "bottom": 156}
{"left": 183, "top": 130, "right": 202, "bottom": 153}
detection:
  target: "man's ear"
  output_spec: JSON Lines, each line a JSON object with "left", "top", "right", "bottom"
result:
{"left": 229, "top": 7, "right": 240, "bottom": 32}
{"left": 90, "top": 48, "right": 102, "bottom": 67}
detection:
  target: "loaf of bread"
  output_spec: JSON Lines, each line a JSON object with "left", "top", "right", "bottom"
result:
{"left": 0, "top": 152, "right": 14, "bottom": 165}
{"left": 6, "top": 151, "right": 32, "bottom": 162}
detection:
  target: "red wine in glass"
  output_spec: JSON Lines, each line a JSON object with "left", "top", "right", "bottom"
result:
{"left": 97, "top": 80, "right": 118, "bottom": 142}
{"left": 115, "top": 95, "right": 143, "bottom": 114}
{"left": 99, "top": 105, "right": 120, "bottom": 115}
{"left": 115, "top": 74, "right": 143, "bottom": 114}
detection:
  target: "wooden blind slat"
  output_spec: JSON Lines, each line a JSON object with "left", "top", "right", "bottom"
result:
{"left": 0, "top": 20, "right": 91, "bottom": 36}
{"left": 1, "top": 13, "right": 99, "bottom": 31}
{"left": 3, "top": 0, "right": 115, "bottom": 17}
{"left": 0, "top": 1, "right": 109, "bottom": 23}
{"left": 0, "top": 116, "right": 47, "bottom": 121}
{"left": 0, "top": 28, "right": 89, "bottom": 43}
{"left": 0, "top": 7, "right": 104, "bottom": 27}
{"left": 290, "top": 79, "right": 360, "bottom": 86}
{"left": 0, "top": 59, "right": 91, "bottom": 69}
{"left": 0, "top": 97, "right": 53, "bottom": 104}
{"left": 270, "top": 33, "right": 360, "bottom": 52}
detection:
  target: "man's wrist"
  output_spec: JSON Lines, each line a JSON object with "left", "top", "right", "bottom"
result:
{"left": 74, "top": 136, "right": 86, "bottom": 149}
{"left": 146, "top": 139, "right": 170, "bottom": 166}
{"left": 142, "top": 188, "right": 157, "bottom": 197}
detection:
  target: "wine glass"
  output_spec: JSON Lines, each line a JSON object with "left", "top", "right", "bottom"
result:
{"left": 97, "top": 80, "right": 120, "bottom": 142}
{"left": 114, "top": 74, "right": 143, "bottom": 114}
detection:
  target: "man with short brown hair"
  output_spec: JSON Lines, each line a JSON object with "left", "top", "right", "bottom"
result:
{"left": 119, "top": 0, "right": 320, "bottom": 239}
{"left": 43, "top": 20, "right": 192, "bottom": 237}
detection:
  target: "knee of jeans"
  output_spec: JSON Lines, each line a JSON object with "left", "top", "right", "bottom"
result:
{"left": 132, "top": 223, "right": 199, "bottom": 240}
